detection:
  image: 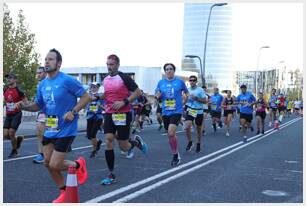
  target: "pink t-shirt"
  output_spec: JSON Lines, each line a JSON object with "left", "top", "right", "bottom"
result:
{"left": 103, "top": 72, "right": 138, "bottom": 113}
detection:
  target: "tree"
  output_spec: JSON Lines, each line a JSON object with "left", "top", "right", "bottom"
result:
{"left": 3, "top": 4, "right": 40, "bottom": 99}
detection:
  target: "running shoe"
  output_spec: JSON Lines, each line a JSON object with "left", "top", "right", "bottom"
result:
{"left": 101, "top": 173, "right": 116, "bottom": 185}
{"left": 75, "top": 157, "right": 88, "bottom": 185}
{"left": 256, "top": 130, "right": 260, "bottom": 135}
{"left": 185, "top": 141, "right": 194, "bottom": 152}
{"left": 250, "top": 126, "right": 254, "bottom": 132}
{"left": 33, "top": 153, "right": 44, "bottom": 164}
{"left": 261, "top": 129, "right": 265, "bottom": 134}
{"left": 171, "top": 153, "right": 181, "bottom": 167}
{"left": 135, "top": 135, "right": 148, "bottom": 154}
{"left": 218, "top": 121, "right": 223, "bottom": 128}
{"left": 269, "top": 121, "right": 272, "bottom": 127}
{"left": 8, "top": 149, "right": 18, "bottom": 158}
{"left": 96, "top": 139, "right": 102, "bottom": 151}
{"left": 120, "top": 150, "right": 127, "bottom": 156}
{"left": 52, "top": 190, "right": 65, "bottom": 203}
{"left": 126, "top": 149, "right": 134, "bottom": 159}
{"left": 90, "top": 150, "right": 97, "bottom": 158}
{"left": 212, "top": 124, "right": 217, "bottom": 132}
{"left": 16, "top": 136, "right": 24, "bottom": 149}
{"left": 195, "top": 143, "right": 201, "bottom": 153}
{"left": 226, "top": 131, "right": 230, "bottom": 137}
{"left": 243, "top": 136, "right": 248, "bottom": 143}
{"left": 158, "top": 124, "right": 163, "bottom": 131}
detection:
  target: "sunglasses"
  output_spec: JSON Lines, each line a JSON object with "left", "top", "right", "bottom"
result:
{"left": 165, "top": 68, "right": 174, "bottom": 71}
{"left": 189, "top": 79, "right": 197, "bottom": 82}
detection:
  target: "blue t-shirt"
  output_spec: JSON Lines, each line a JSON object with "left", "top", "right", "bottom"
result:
{"left": 35, "top": 72, "right": 86, "bottom": 138}
{"left": 236, "top": 91, "right": 256, "bottom": 114}
{"left": 210, "top": 93, "right": 224, "bottom": 112}
{"left": 186, "top": 86, "right": 206, "bottom": 115}
{"left": 269, "top": 95, "right": 278, "bottom": 108}
{"left": 155, "top": 77, "right": 188, "bottom": 116}
{"left": 86, "top": 92, "right": 104, "bottom": 120}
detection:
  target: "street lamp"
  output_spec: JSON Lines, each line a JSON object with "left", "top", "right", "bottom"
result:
{"left": 202, "top": 3, "right": 227, "bottom": 88}
{"left": 255, "top": 45, "right": 270, "bottom": 96}
{"left": 185, "top": 55, "right": 203, "bottom": 85}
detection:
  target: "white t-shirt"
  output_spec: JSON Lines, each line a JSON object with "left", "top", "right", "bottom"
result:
{"left": 294, "top": 100, "right": 301, "bottom": 109}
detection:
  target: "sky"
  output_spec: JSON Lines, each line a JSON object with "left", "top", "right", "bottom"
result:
{"left": 6, "top": 2, "right": 303, "bottom": 72}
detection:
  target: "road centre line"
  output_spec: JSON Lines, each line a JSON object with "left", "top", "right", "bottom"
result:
{"left": 112, "top": 117, "right": 301, "bottom": 203}
{"left": 85, "top": 117, "right": 301, "bottom": 203}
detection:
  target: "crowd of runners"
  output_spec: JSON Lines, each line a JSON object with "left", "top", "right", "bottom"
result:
{"left": 3, "top": 49, "right": 304, "bottom": 202}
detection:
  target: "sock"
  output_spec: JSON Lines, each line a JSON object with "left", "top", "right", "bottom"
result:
{"left": 60, "top": 186, "right": 66, "bottom": 191}
{"left": 140, "top": 121, "right": 143, "bottom": 128}
{"left": 168, "top": 135, "right": 178, "bottom": 154}
{"left": 75, "top": 161, "right": 80, "bottom": 169}
{"left": 105, "top": 149, "right": 115, "bottom": 172}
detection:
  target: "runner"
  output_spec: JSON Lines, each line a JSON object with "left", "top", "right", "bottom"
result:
{"left": 221, "top": 90, "right": 235, "bottom": 136}
{"left": 276, "top": 93, "right": 286, "bottom": 123}
{"left": 236, "top": 84, "right": 256, "bottom": 142}
{"left": 33, "top": 66, "right": 47, "bottom": 163}
{"left": 201, "top": 85, "right": 210, "bottom": 135}
{"left": 4, "top": 72, "right": 27, "bottom": 158}
{"left": 208, "top": 87, "right": 223, "bottom": 134}
{"left": 255, "top": 92, "right": 268, "bottom": 134}
{"left": 100, "top": 54, "right": 148, "bottom": 185}
{"left": 85, "top": 82, "right": 103, "bottom": 158}
{"left": 184, "top": 75, "right": 206, "bottom": 153}
{"left": 155, "top": 98, "right": 164, "bottom": 131}
{"left": 155, "top": 63, "right": 189, "bottom": 166}
{"left": 286, "top": 99, "right": 293, "bottom": 117}
{"left": 268, "top": 88, "right": 278, "bottom": 127}
{"left": 294, "top": 99, "right": 301, "bottom": 116}
{"left": 16, "top": 48, "right": 90, "bottom": 203}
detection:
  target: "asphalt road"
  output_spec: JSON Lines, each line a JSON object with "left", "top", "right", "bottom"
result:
{"left": 3, "top": 115, "right": 303, "bottom": 203}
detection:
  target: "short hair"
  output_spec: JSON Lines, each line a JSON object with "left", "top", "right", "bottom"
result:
{"left": 49, "top": 48, "right": 62, "bottom": 63}
{"left": 189, "top": 75, "right": 197, "bottom": 81}
{"left": 107, "top": 54, "right": 120, "bottom": 65}
{"left": 163, "top": 63, "right": 176, "bottom": 72}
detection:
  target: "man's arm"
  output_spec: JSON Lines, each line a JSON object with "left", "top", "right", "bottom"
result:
{"left": 64, "top": 92, "right": 91, "bottom": 121}
{"left": 112, "top": 88, "right": 141, "bottom": 111}
{"left": 16, "top": 101, "right": 40, "bottom": 112}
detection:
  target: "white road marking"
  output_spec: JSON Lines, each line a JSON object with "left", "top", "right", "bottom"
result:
{"left": 112, "top": 118, "right": 301, "bottom": 203}
{"left": 85, "top": 117, "right": 301, "bottom": 203}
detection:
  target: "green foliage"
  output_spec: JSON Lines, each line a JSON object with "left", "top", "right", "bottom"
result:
{"left": 3, "top": 4, "right": 40, "bottom": 98}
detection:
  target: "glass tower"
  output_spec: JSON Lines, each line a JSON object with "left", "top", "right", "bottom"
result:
{"left": 182, "top": 3, "right": 232, "bottom": 90}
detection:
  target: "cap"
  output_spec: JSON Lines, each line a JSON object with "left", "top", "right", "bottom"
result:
{"left": 5, "top": 73, "right": 17, "bottom": 79}
{"left": 90, "top": 82, "right": 100, "bottom": 87}
{"left": 240, "top": 84, "right": 247, "bottom": 89}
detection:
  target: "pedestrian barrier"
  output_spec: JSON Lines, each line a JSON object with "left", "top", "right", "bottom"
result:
{"left": 64, "top": 165, "right": 80, "bottom": 203}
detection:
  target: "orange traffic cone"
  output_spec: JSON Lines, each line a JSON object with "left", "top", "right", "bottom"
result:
{"left": 274, "top": 120, "right": 279, "bottom": 130}
{"left": 64, "top": 165, "right": 80, "bottom": 203}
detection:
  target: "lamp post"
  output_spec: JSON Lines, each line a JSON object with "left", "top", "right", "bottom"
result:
{"left": 202, "top": 3, "right": 227, "bottom": 88}
{"left": 255, "top": 45, "right": 270, "bottom": 96}
{"left": 185, "top": 55, "right": 203, "bottom": 86}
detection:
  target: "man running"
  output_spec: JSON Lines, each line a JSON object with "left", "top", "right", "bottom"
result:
{"left": 100, "top": 54, "right": 148, "bottom": 185}
{"left": 33, "top": 66, "right": 47, "bottom": 163}
{"left": 209, "top": 87, "right": 223, "bottom": 134}
{"left": 4, "top": 72, "right": 26, "bottom": 158}
{"left": 16, "top": 48, "right": 90, "bottom": 203}
{"left": 155, "top": 63, "right": 189, "bottom": 166}
{"left": 276, "top": 93, "right": 286, "bottom": 123}
{"left": 184, "top": 75, "right": 206, "bottom": 153}
{"left": 236, "top": 84, "right": 256, "bottom": 142}
{"left": 201, "top": 85, "right": 209, "bottom": 135}
{"left": 85, "top": 82, "right": 103, "bottom": 158}
{"left": 268, "top": 88, "right": 278, "bottom": 127}
{"left": 155, "top": 98, "right": 164, "bottom": 131}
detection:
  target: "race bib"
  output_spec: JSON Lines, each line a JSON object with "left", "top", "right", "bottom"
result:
{"left": 46, "top": 115, "right": 59, "bottom": 132}
{"left": 188, "top": 108, "right": 197, "bottom": 118}
{"left": 6, "top": 103, "right": 15, "bottom": 111}
{"left": 211, "top": 104, "right": 217, "bottom": 110}
{"left": 165, "top": 99, "right": 176, "bottom": 111}
{"left": 89, "top": 105, "right": 98, "bottom": 112}
{"left": 112, "top": 113, "right": 126, "bottom": 126}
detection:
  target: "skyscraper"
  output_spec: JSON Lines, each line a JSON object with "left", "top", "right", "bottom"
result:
{"left": 182, "top": 3, "right": 232, "bottom": 90}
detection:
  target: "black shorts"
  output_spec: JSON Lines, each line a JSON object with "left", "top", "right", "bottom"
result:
{"left": 185, "top": 113, "right": 204, "bottom": 126}
{"left": 86, "top": 118, "right": 103, "bottom": 139}
{"left": 4, "top": 112, "right": 22, "bottom": 130}
{"left": 156, "top": 104, "right": 162, "bottom": 114}
{"left": 162, "top": 114, "right": 182, "bottom": 131}
{"left": 240, "top": 113, "right": 253, "bottom": 123}
{"left": 103, "top": 112, "right": 132, "bottom": 140}
{"left": 256, "top": 111, "right": 266, "bottom": 119}
{"left": 203, "top": 108, "right": 210, "bottom": 113}
{"left": 270, "top": 108, "right": 278, "bottom": 112}
{"left": 211, "top": 111, "right": 222, "bottom": 119}
{"left": 42, "top": 136, "right": 75, "bottom": 153}
{"left": 278, "top": 107, "right": 286, "bottom": 112}
{"left": 223, "top": 110, "right": 234, "bottom": 117}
